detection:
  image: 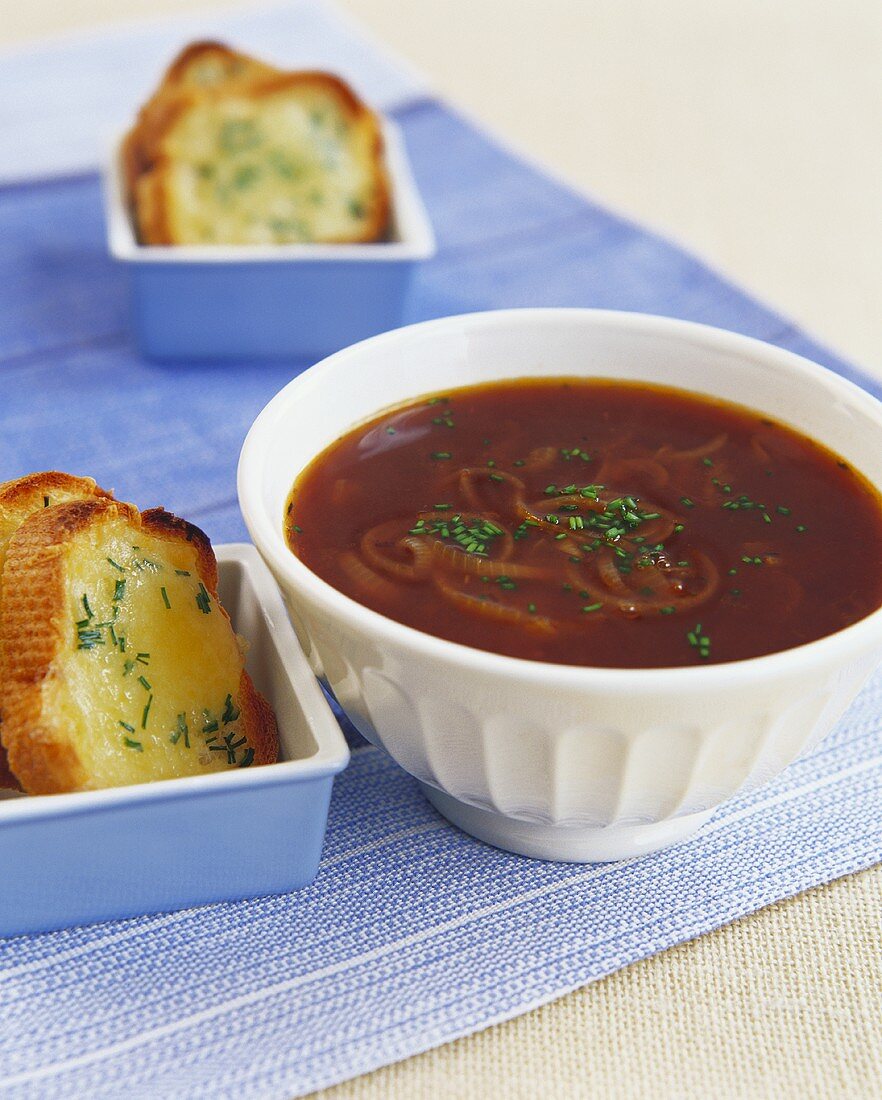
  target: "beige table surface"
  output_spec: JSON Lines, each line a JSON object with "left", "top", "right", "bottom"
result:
{"left": 4, "top": 2, "right": 882, "bottom": 1096}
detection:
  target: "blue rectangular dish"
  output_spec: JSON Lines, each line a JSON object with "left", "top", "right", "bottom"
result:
{"left": 0, "top": 544, "right": 349, "bottom": 938}
{"left": 105, "top": 121, "right": 436, "bottom": 361}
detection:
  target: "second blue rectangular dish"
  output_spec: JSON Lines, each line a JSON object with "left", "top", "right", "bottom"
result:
{"left": 105, "top": 121, "right": 436, "bottom": 361}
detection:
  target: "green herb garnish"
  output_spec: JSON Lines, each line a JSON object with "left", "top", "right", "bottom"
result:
{"left": 195, "top": 584, "right": 212, "bottom": 614}
{"left": 687, "top": 623, "right": 711, "bottom": 659}
{"left": 222, "top": 694, "right": 241, "bottom": 724}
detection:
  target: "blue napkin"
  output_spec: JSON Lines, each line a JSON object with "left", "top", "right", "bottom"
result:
{"left": 1, "top": 8, "right": 881, "bottom": 1099}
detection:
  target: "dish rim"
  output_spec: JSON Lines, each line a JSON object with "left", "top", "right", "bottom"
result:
{"left": 104, "top": 118, "right": 436, "bottom": 265}
{"left": 239, "top": 306, "right": 882, "bottom": 689}
{"left": 0, "top": 543, "right": 349, "bottom": 823}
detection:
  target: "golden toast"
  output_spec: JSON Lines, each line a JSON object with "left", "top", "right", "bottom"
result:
{"left": 122, "top": 40, "right": 280, "bottom": 197}
{"left": 0, "top": 498, "right": 278, "bottom": 794}
{"left": 0, "top": 473, "right": 114, "bottom": 788}
{"left": 134, "top": 71, "right": 389, "bottom": 245}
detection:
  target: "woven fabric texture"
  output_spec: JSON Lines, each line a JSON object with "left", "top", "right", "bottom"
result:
{"left": 311, "top": 865, "right": 882, "bottom": 1100}
{"left": 0, "top": 5, "right": 880, "bottom": 1098}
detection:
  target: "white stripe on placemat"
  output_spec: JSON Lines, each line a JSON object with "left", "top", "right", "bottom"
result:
{"left": 4, "top": 751, "right": 881, "bottom": 1090}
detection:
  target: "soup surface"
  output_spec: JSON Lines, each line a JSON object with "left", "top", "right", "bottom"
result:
{"left": 286, "top": 379, "right": 882, "bottom": 668}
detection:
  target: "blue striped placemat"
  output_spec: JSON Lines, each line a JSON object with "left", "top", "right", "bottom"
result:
{"left": 0, "top": 4, "right": 880, "bottom": 1097}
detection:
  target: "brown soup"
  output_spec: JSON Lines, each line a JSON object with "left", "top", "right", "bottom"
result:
{"left": 285, "top": 379, "right": 882, "bottom": 668}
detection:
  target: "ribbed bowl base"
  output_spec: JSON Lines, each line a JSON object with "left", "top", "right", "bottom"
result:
{"left": 420, "top": 783, "right": 716, "bottom": 862}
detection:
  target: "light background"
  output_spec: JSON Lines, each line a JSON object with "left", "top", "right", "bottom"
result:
{"left": 3, "top": 2, "right": 881, "bottom": 1096}
{"left": 3, "top": 0, "right": 880, "bottom": 375}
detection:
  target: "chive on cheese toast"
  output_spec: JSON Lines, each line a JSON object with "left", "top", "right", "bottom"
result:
{"left": 122, "top": 41, "right": 281, "bottom": 197}
{"left": 0, "top": 473, "right": 114, "bottom": 789}
{"left": 134, "top": 70, "right": 389, "bottom": 245}
{"left": 0, "top": 497, "right": 278, "bottom": 794}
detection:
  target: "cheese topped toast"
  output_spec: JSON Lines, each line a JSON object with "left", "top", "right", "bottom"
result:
{"left": 135, "top": 72, "right": 389, "bottom": 245}
{"left": 0, "top": 473, "right": 113, "bottom": 789}
{"left": 163, "top": 39, "right": 280, "bottom": 91}
{"left": 122, "top": 41, "right": 280, "bottom": 196}
{"left": 0, "top": 471, "right": 112, "bottom": 578}
{"left": 0, "top": 499, "right": 278, "bottom": 794}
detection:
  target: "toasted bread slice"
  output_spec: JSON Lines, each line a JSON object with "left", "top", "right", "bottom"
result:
{"left": 162, "top": 39, "right": 280, "bottom": 92}
{"left": 136, "top": 72, "right": 389, "bottom": 245}
{"left": 0, "top": 472, "right": 113, "bottom": 577}
{"left": 0, "top": 499, "right": 278, "bottom": 794}
{"left": 122, "top": 41, "right": 281, "bottom": 199}
{"left": 0, "top": 473, "right": 114, "bottom": 789}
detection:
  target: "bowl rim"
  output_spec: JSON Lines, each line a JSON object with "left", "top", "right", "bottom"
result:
{"left": 104, "top": 118, "right": 436, "bottom": 264}
{"left": 238, "top": 307, "right": 882, "bottom": 690}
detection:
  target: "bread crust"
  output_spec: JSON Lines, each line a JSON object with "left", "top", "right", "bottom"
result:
{"left": 0, "top": 474, "right": 113, "bottom": 790}
{"left": 140, "top": 507, "right": 219, "bottom": 593}
{"left": 1, "top": 500, "right": 137, "bottom": 793}
{"left": 0, "top": 471, "right": 112, "bottom": 518}
{"left": 124, "top": 40, "right": 281, "bottom": 208}
{"left": 1, "top": 499, "right": 277, "bottom": 794}
{"left": 138, "top": 70, "right": 389, "bottom": 245}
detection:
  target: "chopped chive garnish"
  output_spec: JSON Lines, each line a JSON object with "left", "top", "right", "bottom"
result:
{"left": 160, "top": 586, "right": 171, "bottom": 609}
{"left": 141, "top": 695, "right": 153, "bottom": 729}
{"left": 82, "top": 595, "right": 93, "bottom": 620}
{"left": 136, "top": 652, "right": 150, "bottom": 665}
{"left": 430, "top": 452, "right": 451, "bottom": 460}
{"left": 660, "top": 606, "right": 675, "bottom": 615}
{"left": 222, "top": 694, "right": 241, "bottom": 724}
{"left": 385, "top": 426, "right": 396, "bottom": 435}
{"left": 138, "top": 676, "right": 151, "bottom": 691}
{"left": 119, "top": 721, "right": 135, "bottom": 733}
{"left": 687, "top": 623, "right": 711, "bottom": 659}
{"left": 175, "top": 569, "right": 191, "bottom": 577}
{"left": 239, "top": 748, "right": 255, "bottom": 768}
{"left": 123, "top": 737, "right": 143, "bottom": 752}
{"left": 582, "top": 603, "right": 602, "bottom": 613}
{"left": 527, "top": 603, "right": 537, "bottom": 614}
{"left": 195, "top": 584, "right": 212, "bottom": 614}
{"left": 170, "top": 713, "right": 190, "bottom": 748}
{"left": 107, "top": 557, "right": 124, "bottom": 572}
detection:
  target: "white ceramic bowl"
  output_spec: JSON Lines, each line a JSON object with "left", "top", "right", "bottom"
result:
{"left": 239, "top": 309, "right": 882, "bottom": 861}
